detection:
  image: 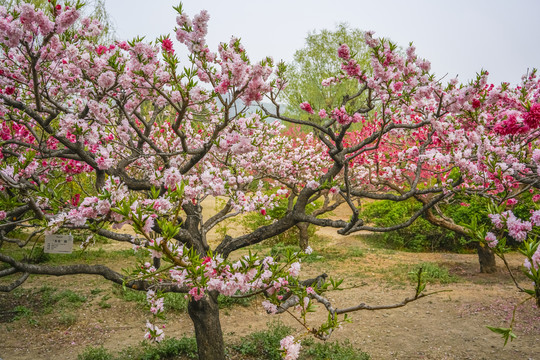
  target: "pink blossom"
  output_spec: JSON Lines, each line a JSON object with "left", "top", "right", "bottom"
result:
{"left": 262, "top": 300, "right": 278, "bottom": 314}
{"left": 506, "top": 198, "right": 518, "bottom": 206}
{"left": 97, "top": 71, "right": 115, "bottom": 89}
{"left": 299, "top": 102, "right": 314, "bottom": 114}
{"left": 288, "top": 262, "right": 301, "bottom": 277}
{"left": 530, "top": 210, "right": 540, "bottom": 226}
{"left": 189, "top": 287, "right": 205, "bottom": 301}
{"left": 506, "top": 214, "right": 531, "bottom": 242}
{"left": 485, "top": 232, "right": 498, "bottom": 248}
{"left": 0, "top": 211, "right": 6, "bottom": 221}
{"left": 531, "top": 247, "right": 540, "bottom": 270}
{"left": 488, "top": 214, "right": 503, "bottom": 229}
{"left": 280, "top": 336, "right": 301, "bottom": 360}
{"left": 524, "top": 103, "right": 540, "bottom": 129}
{"left": 337, "top": 44, "right": 350, "bottom": 60}
{"left": 318, "top": 109, "right": 327, "bottom": 118}
{"left": 306, "top": 180, "right": 319, "bottom": 190}
{"left": 145, "top": 321, "right": 164, "bottom": 342}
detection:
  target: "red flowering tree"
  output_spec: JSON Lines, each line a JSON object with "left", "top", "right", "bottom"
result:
{"left": 0, "top": 2, "right": 539, "bottom": 358}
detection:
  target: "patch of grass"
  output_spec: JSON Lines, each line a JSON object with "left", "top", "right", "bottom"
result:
{"left": 58, "top": 311, "right": 78, "bottom": 327}
{"left": 98, "top": 294, "right": 112, "bottom": 309}
{"left": 347, "top": 247, "right": 365, "bottom": 258}
{"left": 79, "top": 337, "right": 198, "bottom": 360}
{"left": 301, "top": 338, "right": 370, "bottom": 360}
{"left": 78, "top": 346, "right": 113, "bottom": 360}
{"left": 112, "top": 285, "right": 147, "bottom": 305}
{"left": 233, "top": 321, "right": 292, "bottom": 360}
{"left": 410, "top": 262, "right": 460, "bottom": 284}
{"left": 379, "top": 262, "right": 460, "bottom": 285}
{"left": 163, "top": 293, "right": 188, "bottom": 313}
{"left": 12, "top": 305, "right": 32, "bottom": 321}
{"left": 55, "top": 289, "right": 87, "bottom": 305}
{"left": 217, "top": 294, "right": 253, "bottom": 308}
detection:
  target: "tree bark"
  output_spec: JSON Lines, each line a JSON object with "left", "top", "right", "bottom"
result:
{"left": 187, "top": 291, "right": 225, "bottom": 360}
{"left": 297, "top": 222, "right": 310, "bottom": 250}
{"left": 476, "top": 242, "right": 497, "bottom": 273}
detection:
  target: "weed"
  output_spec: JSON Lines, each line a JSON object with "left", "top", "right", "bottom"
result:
{"left": 58, "top": 311, "right": 78, "bottom": 327}
{"left": 13, "top": 305, "right": 32, "bottom": 321}
{"left": 91, "top": 288, "right": 104, "bottom": 295}
{"left": 55, "top": 289, "right": 87, "bottom": 305}
{"left": 78, "top": 346, "right": 113, "bottom": 360}
{"left": 163, "top": 293, "right": 188, "bottom": 313}
{"left": 379, "top": 262, "right": 460, "bottom": 285}
{"left": 217, "top": 294, "right": 253, "bottom": 308}
{"left": 98, "top": 294, "right": 112, "bottom": 309}
{"left": 301, "top": 338, "right": 370, "bottom": 359}
{"left": 233, "top": 321, "right": 292, "bottom": 360}
{"left": 409, "top": 262, "right": 460, "bottom": 284}
{"left": 112, "top": 285, "right": 147, "bottom": 305}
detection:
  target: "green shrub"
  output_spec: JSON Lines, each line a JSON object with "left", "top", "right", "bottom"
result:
{"left": 242, "top": 196, "right": 319, "bottom": 246}
{"left": 78, "top": 346, "right": 113, "bottom": 360}
{"left": 408, "top": 262, "right": 460, "bottom": 284}
{"left": 233, "top": 321, "right": 292, "bottom": 360}
{"left": 301, "top": 339, "right": 370, "bottom": 360}
{"left": 360, "top": 199, "right": 466, "bottom": 252}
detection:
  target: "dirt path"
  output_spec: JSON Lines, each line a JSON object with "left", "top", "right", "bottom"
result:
{"left": 1, "top": 200, "right": 539, "bottom": 359}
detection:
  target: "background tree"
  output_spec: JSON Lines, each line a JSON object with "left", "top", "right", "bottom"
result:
{"left": 281, "top": 23, "right": 371, "bottom": 123}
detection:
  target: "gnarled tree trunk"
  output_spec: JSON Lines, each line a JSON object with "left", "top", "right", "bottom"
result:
{"left": 421, "top": 203, "right": 497, "bottom": 273}
{"left": 476, "top": 242, "right": 497, "bottom": 273}
{"left": 187, "top": 291, "right": 225, "bottom": 360}
{"left": 297, "top": 222, "right": 310, "bottom": 250}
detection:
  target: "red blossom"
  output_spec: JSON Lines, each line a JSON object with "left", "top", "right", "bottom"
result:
{"left": 162, "top": 38, "right": 174, "bottom": 54}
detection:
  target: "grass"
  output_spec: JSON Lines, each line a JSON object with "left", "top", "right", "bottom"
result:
{"left": 1, "top": 285, "right": 87, "bottom": 326}
{"left": 78, "top": 337, "right": 199, "bottom": 360}
{"left": 113, "top": 285, "right": 253, "bottom": 313}
{"left": 377, "top": 262, "right": 460, "bottom": 285}
{"left": 267, "top": 242, "right": 365, "bottom": 264}
{"left": 0, "top": 240, "right": 145, "bottom": 266}
{"left": 77, "top": 322, "right": 370, "bottom": 360}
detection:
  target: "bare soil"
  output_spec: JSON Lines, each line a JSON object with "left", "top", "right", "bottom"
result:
{"left": 1, "top": 199, "right": 539, "bottom": 359}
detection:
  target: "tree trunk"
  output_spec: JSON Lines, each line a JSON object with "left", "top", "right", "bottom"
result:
{"left": 187, "top": 291, "right": 225, "bottom": 360}
{"left": 297, "top": 222, "right": 310, "bottom": 250}
{"left": 476, "top": 242, "right": 497, "bottom": 273}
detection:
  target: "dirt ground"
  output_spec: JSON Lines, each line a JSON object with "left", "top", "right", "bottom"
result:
{"left": 1, "top": 199, "right": 539, "bottom": 359}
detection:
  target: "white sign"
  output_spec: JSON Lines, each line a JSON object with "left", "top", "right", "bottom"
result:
{"left": 44, "top": 234, "right": 73, "bottom": 254}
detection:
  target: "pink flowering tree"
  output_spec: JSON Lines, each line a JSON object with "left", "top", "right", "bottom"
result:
{"left": 0, "top": 1, "right": 537, "bottom": 358}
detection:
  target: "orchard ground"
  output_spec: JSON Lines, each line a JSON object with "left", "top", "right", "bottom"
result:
{"left": 1, "top": 198, "right": 539, "bottom": 360}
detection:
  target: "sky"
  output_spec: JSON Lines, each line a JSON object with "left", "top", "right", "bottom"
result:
{"left": 104, "top": 0, "right": 539, "bottom": 85}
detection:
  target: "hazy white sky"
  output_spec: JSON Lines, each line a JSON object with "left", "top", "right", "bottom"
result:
{"left": 105, "top": 0, "right": 539, "bottom": 85}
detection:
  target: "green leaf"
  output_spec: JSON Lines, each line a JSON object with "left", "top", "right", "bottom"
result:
{"left": 486, "top": 326, "right": 517, "bottom": 346}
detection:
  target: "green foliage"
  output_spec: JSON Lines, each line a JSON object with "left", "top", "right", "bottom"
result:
{"left": 242, "top": 196, "right": 317, "bottom": 246}
{"left": 121, "top": 337, "right": 198, "bottom": 360}
{"left": 282, "top": 24, "right": 372, "bottom": 124}
{"left": 377, "top": 262, "right": 459, "bottom": 285}
{"left": 408, "top": 262, "right": 459, "bottom": 284}
{"left": 233, "top": 321, "right": 292, "bottom": 360}
{"left": 360, "top": 199, "right": 463, "bottom": 252}
{"left": 301, "top": 338, "right": 370, "bottom": 360}
{"left": 486, "top": 326, "right": 517, "bottom": 346}
{"left": 79, "top": 337, "right": 198, "bottom": 360}
{"left": 78, "top": 346, "right": 113, "bottom": 360}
